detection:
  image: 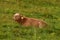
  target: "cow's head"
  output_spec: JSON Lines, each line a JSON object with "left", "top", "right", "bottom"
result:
{"left": 13, "top": 13, "right": 24, "bottom": 21}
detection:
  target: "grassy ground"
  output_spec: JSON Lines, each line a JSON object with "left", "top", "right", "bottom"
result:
{"left": 0, "top": 0, "right": 60, "bottom": 40}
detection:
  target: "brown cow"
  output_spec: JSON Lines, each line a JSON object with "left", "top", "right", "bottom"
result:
{"left": 13, "top": 13, "right": 47, "bottom": 28}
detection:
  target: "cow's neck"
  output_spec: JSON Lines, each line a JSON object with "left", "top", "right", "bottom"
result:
{"left": 16, "top": 17, "right": 27, "bottom": 24}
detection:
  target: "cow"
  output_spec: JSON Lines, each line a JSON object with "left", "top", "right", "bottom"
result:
{"left": 13, "top": 13, "right": 47, "bottom": 28}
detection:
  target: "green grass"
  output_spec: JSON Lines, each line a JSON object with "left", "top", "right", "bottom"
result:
{"left": 0, "top": 0, "right": 60, "bottom": 40}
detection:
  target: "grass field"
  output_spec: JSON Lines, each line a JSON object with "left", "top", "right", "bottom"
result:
{"left": 0, "top": 0, "right": 60, "bottom": 40}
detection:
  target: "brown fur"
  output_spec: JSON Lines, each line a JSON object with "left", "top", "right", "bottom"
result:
{"left": 13, "top": 13, "right": 47, "bottom": 28}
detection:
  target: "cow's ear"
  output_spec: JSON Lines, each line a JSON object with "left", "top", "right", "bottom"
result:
{"left": 21, "top": 17, "right": 24, "bottom": 19}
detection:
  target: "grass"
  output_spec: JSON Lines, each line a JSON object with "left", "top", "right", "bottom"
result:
{"left": 0, "top": 0, "right": 60, "bottom": 40}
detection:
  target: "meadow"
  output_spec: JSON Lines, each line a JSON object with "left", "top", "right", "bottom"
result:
{"left": 0, "top": 0, "right": 60, "bottom": 40}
